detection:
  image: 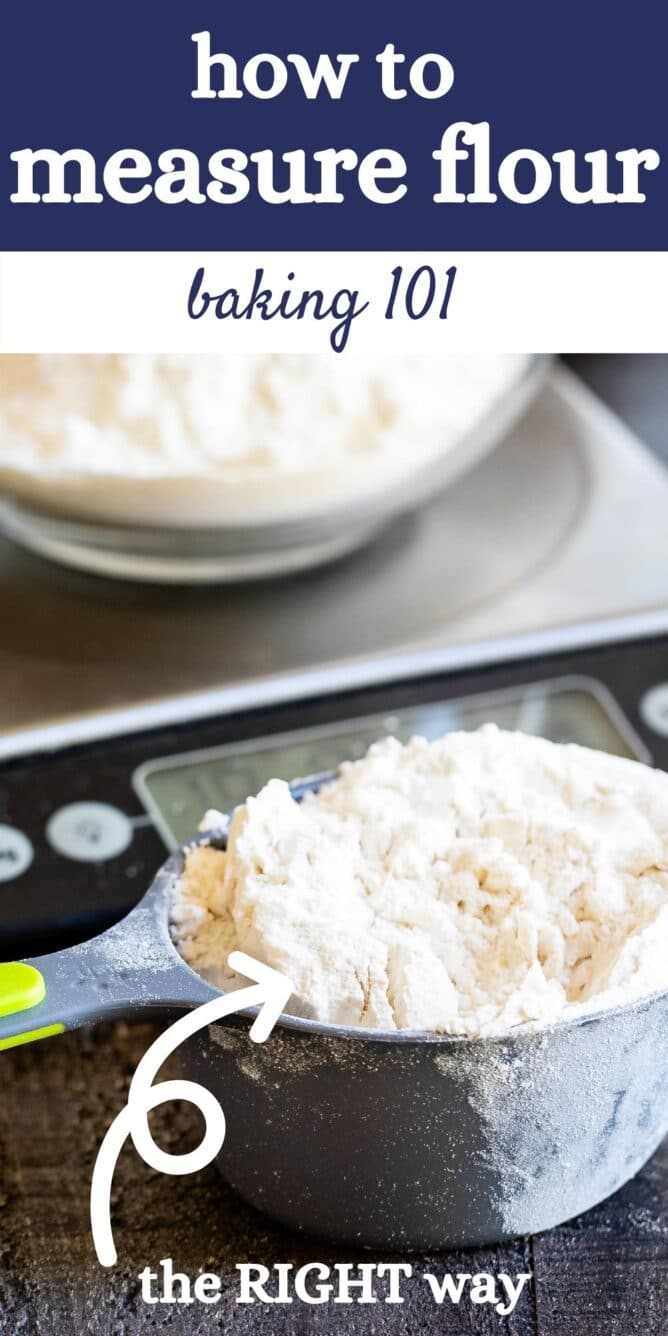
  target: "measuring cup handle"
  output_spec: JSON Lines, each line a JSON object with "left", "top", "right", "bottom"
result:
{"left": 0, "top": 904, "right": 214, "bottom": 1050}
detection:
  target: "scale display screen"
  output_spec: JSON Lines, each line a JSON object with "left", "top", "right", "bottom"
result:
{"left": 135, "top": 678, "right": 640, "bottom": 847}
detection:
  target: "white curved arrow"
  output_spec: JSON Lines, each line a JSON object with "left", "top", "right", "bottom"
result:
{"left": 90, "top": 952, "right": 293, "bottom": 1267}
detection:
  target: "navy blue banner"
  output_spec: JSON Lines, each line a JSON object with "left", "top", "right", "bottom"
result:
{"left": 0, "top": 0, "right": 665, "bottom": 251}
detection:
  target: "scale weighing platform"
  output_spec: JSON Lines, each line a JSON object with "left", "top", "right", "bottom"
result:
{"left": 0, "top": 614, "right": 668, "bottom": 958}
{"left": 2, "top": 364, "right": 668, "bottom": 735}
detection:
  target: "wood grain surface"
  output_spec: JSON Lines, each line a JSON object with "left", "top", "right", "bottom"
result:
{"left": 0, "top": 1021, "right": 666, "bottom": 1335}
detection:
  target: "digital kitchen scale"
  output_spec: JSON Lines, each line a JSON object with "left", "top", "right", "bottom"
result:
{"left": 0, "top": 359, "right": 667, "bottom": 956}
{"left": 0, "top": 614, "right": 667, "bottom": 958}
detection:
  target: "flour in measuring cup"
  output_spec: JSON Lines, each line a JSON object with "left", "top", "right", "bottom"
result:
{"left": 170, "top": 725, "right": 668, "bottom": 1036}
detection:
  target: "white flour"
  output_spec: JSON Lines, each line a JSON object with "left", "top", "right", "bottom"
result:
{"left": 0, "top": 353, "right": 529, "bottom": 525}
{"left": 170, "top": 725, "right": 668, "bottom": 1036}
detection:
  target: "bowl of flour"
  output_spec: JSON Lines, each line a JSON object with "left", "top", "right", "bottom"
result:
{"left": 0, "top": 353, "right": 542, "bottom": 580}
{"left": 168, "top": 725, "right": 668, "bottom": 1247}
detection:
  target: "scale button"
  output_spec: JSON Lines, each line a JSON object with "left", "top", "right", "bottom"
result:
{"left": 46, "top": 802, "right": 133, "bottom": 863}
{"left": 0, "top": 826, "right": 34, "bottom": 883}
{"left": 640, "top": 684, "right": 668, "bottom": 737}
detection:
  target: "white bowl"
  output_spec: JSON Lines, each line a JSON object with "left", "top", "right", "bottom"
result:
{"left": 0, "top": 355, "right": 549, "bottom": 583}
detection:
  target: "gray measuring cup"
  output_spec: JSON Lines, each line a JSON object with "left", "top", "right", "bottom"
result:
{"left": 1, "top": 779, "right": 667, "bottom": 1249}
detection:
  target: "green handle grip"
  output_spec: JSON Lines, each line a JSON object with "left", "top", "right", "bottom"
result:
{"left": 0, "top": 842, "right": 223, "bottom": 1051}
{"left": 0, "top": 961, "right": 65, "bottom": 1049}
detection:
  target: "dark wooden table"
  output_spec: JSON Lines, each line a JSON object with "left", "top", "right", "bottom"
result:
{"left": 1, "top": 1020, "right": 666, "bottom": 1335}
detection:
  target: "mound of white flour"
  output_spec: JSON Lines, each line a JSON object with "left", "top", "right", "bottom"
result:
{"left": 0, "top": 354, "right": 527, "bottom": 475}
{"left": 170, "top": 725, "right": 668, "bottom": 1036}
{"left": 0, "top": 354, "right": 529, "bottom": 525}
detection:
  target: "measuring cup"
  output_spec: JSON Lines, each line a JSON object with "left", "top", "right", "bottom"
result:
{"left": 1, "top": 782, "right": 667, "bottom": 1249}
